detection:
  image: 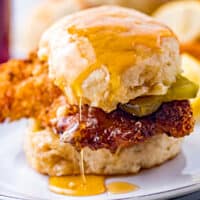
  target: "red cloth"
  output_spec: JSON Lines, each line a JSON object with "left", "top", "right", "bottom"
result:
{"left": 0, "top": 0, "right": 9, "bottom": 63}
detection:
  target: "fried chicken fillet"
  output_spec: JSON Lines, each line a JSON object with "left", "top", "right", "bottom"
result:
{"left": 0, "top": 53, "right": 62, "bottom": 123}
{"left": 49, "top": 99, "right": 193, "bottom": 152}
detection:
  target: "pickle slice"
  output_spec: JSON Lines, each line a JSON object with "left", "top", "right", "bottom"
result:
{"left": 165, "top": 75, "right": 199, "bottom": 101}
{"left": 119, "top": 75, "right": 199, "bottom": 117}
{"left": 119, "top": 96, "right": 163, "bottom": 117}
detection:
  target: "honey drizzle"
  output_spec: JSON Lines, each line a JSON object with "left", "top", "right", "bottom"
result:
{"left": 69, "top": 25, "right": 169, "bottom": 104}
{"left": 80, "top": 149, "right": 86, "bottom": 184}
{"left": 79, "top": 97, "right": 82, "bottom": 122}
{"left": 79, "top": 95, "right": 86, "bottom": 184}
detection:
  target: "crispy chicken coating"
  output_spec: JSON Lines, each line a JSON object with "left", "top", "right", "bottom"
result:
{"left": 53, "top": 100, "right": 194, "bottom": 152}
{"left": 0, "top": 53, "right": 62, "bottom": 122}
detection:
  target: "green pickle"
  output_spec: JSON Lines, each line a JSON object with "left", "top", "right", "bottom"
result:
{"left": 165, "top": 75, "right": 199, "bottom": 101}
{"left": 120, "top": 75, "right": 199, "bottom": 117}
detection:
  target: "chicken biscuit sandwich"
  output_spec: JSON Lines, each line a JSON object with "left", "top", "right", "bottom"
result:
{"left": 0, "top": 6, "right": 198, "bottom": 176}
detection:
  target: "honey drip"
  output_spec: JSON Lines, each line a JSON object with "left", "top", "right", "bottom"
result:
{"left": 80, "top": 149, "right": 86, "bottom": 184}
{"left": 107, "top": 181, "right": 139, "bottom": 194}
{"left": 79, "top": 97, "right": 82, "bottom": 122}
{"left": 79, "top": 97, "right": 86, "bottom": 184}
{"left": 49, "top": 176, "right": 105, "bottom": 196}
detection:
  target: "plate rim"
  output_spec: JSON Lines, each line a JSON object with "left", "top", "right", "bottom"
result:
{"left": 0, "top": 181, "right": 200, "bottom": 200}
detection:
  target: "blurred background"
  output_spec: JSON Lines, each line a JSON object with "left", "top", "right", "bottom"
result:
{"left": 2, "top": 0, "right": 172, "bottom": 61}
{"left": 1, "top": 0, "right": 199, "bottom": 59}
{"left": 1, "top": 0, "right": 200, "bottom": 61}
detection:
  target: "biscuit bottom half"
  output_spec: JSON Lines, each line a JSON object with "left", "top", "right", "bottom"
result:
{"left": 24, "top": 121, "right": 182, "bottom": 176}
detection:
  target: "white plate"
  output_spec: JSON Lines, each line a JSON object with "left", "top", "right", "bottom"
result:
{"left": 0, "top": 120, "right": 200, "bottom": 200}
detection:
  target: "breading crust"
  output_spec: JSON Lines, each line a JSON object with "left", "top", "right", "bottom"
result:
{"left": 53, "top": 100, "right": 194, "bottom": 152}
{"left": 0, "top": 53, "right": 61, "bottom": 122}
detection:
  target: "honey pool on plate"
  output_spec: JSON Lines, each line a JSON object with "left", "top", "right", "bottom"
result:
{"left": 107, "top": 181, "right": 139, "bottom": 194}
{"left": 49, "top": 176, "right": 139, "bottom": 196}
{"left": 49, "top": 176, "right": 106, "bottom": 196}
